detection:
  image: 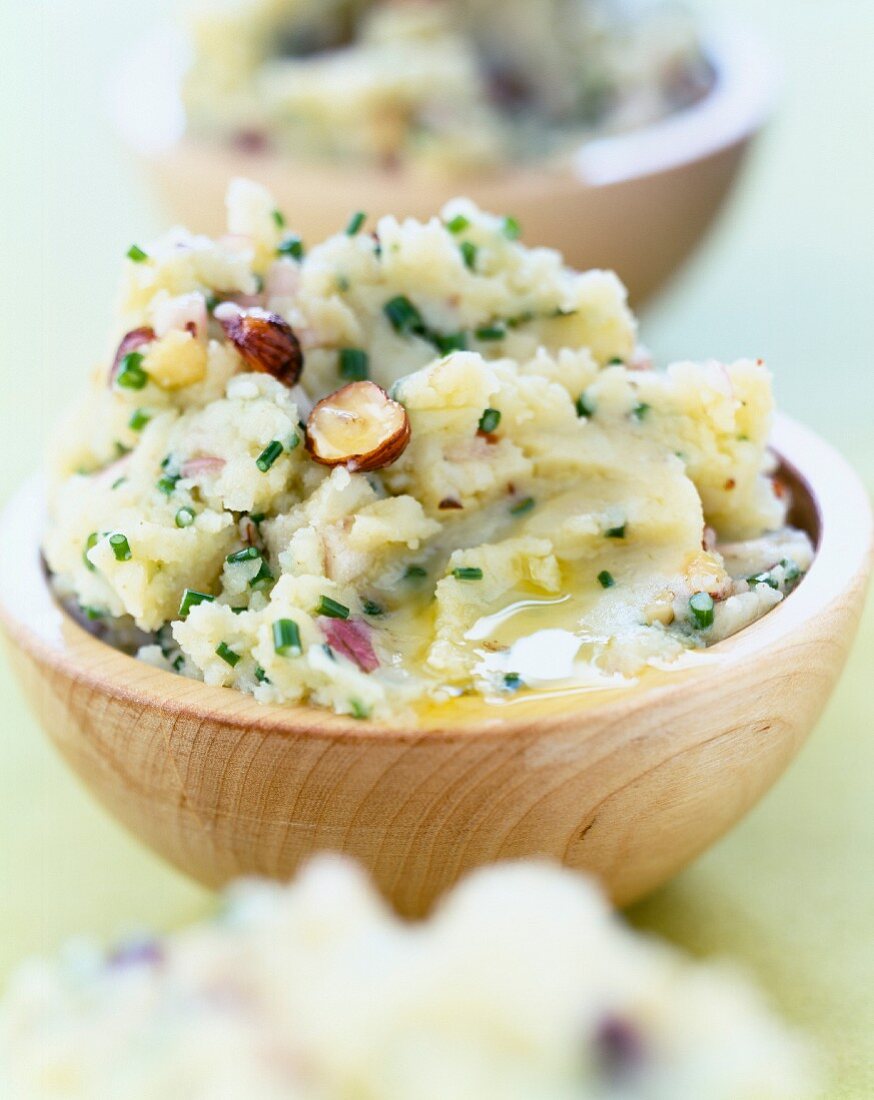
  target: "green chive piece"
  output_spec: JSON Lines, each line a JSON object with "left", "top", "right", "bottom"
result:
{"left": 460, "top": 240, "right": 478, "bottom": 270}
{"left": 362, "top": 599, "right": 384, "bottom": 616}
{"left": 249, "top": 512, "right": 266, "bottom": 524}
{"left": 506, "top": 310, "right": 534, "bottom": 328}
{"left": 346, "top": 210, "right": 366, "bottom": 235}
{"left": 350, "top": 699, "right": 371, "bottom": 720}
{"left": 272, "top": 208, "right": 285, "bottom": 228}
{"left": 83, "top": 532, "right": 99, "bottom": 572}
{"left": 231, "top": 606, "right": 247, "bottom": 615}
{"left": 273, "top": 619, "right": 302, "bottom": 657}
{"left": 277, "top": 235, "right": 304, "bottom": 261}
{"left": 227, "top": 546, "right": 260, "bottom": 564}
{"left": 111, "top": 477, "right": 126, "bottom": 491}
{"left": 633, "top": 402, "right": 651, "bottom": 421}
{"left": 256, "top": 440, "right": 283, "bottom": 472}
{"left": 782, "top": 559, "right": 802, "bottom": 583}
{"left": 503, "top": 672, "right": 524, "bottom": 691}
{"left": 748, "top": 571, "right": 779, "bottom": 590}
{"left": 339, "top": 348, "right": 369, "bottom": 381}
{"left": 404, "top": 564, "right": 427, "bottom": 580}
{"left": 453, "top": 566, "right": 483, "bottom": 581}
{"left": 116, "top": 351, "right": 148, "bottom": 390}
{"left": 215, "top": 641, "right": 240, "bottom": 667}
{"left": 172, "top": 655, "right": 185, "bottom": 671}
{"left": 446, "top": 213, "right": 470, "bottom": 234}
{"left": 175, "top": 507, "right": 195, "bottom": 529}
{"left": 178, "top": 589, "right": 214, "bottom": 619}
{"left": 205, "top": 294, "right": 220, "bottom": 314}
{"left": 478, "top": 407, "right": 501, "bottom": 434}
{"left": 605, "top": 524, "right": 626, "bottom": 540}
{"left": 576, "top": 393, "right": 595, "bottom": 418}
{"left": 510, "top": 496, "right": 535, "bottom": 516}
{"left": 501, "top": 215, "right": 522, "bottom": 241}
{"left": 249, "top": 560, "right": 274, "bottom": 591}
{"left": 433, "top": 331, "right": 468, "bottom": 355}
{"left": 80, "top": 605, "right": 105, "bottom": 621}
{"left": 317, "top": 595, "right": 350, "bottom": 620}
{"left": 384, "top": 295, "right": 424, "bottom": 334}
{"left": 126, "top": 244, "right": 148, "bottom": 263}
{"left": 608, "top": 357, "right": 625, "bottom": 366}
{"left": 475, "top": 325, "right": 505, "bottom": 341}
{"left": 254, "top": 666, "right": 270, "bottom": 684}
{"left": 157, "top": 474, "right": 180, "bottom": 496}
{"left": 597, "top": 570, "right": 615, "bottom": 589}
{"left": 129, "top": 408, "right": 151, "bottom": 431}
{"left": 689, "top": 592, "right": 715, "bottom": 628}
{"left": 109, "top": 533, "right": 132, "bottom": 562}
{"left": 287, "top": 432, "right": 300, "bottom": 451}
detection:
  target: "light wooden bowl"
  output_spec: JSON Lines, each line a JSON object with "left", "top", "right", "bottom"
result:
{"left": 112, "top": 24, "right": 776, "bottom": 304}
{"left": 1, "top": 416, "right": 870, "bottom": 916}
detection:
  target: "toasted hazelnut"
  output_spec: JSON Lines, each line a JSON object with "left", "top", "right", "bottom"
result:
{"left": 306, "top": 381, "right": 411, "bottom": 472}
{"left": 109, "top": 326, "right": 154, "bottom": 385}
{"left": 219, "top": 307, "right": 303, "bottom": 387}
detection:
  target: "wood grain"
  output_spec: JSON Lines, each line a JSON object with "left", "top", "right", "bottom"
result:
{"left": 0, "top": 416, "right": 870, "bottom": 915}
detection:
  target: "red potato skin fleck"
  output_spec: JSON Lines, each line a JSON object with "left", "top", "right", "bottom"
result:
{"left": 320, "top": 617, "right": 380, "bottom": 673}
{"left": 109, "top": 326, "right": 154, "bottom": 385}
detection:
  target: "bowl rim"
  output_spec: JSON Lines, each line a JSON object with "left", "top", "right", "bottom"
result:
{"left": 1, "top": 415, "right": 870, "bottom": 743}
{"left": 110, "top": 20, "right": 778, "bottom": 189}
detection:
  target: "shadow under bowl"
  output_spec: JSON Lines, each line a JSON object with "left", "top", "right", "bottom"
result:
{"left": 0, "top": 415, "right": 870, "bottom": 916}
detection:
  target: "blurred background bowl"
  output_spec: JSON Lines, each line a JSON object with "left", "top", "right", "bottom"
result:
{"left": 112, "top": 22, "right": 776, "bottom": 305}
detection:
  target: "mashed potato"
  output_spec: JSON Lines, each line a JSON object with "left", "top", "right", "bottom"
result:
{"left": 43, "top": 179, "right": 813, "bottom": 720}
{"left": 0, "top": 858, "right": 815, "bottom": 1099}
{"left": 182, "top": 0, "right": 712, "bottom": 171}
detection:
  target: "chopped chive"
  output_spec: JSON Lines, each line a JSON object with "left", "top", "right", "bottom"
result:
{"left": 605, "top": 524, "right": 626, "bottom": 540}
{"left": 256, "top": 440, "right": 283, "bottom": 472}
{"left": 501, "top": 215, "right": 522, "bottom": 241}
{"left": 453, "top": 566, "right": 483, "bottom": 581}
{"left": 317, "top": 595, "right": 350, "bottom": 620}
{"left": 128, "top": 408, "right": 151, "bottom": 431}
{"left": 510, "top": 496, "right": 535, "bottom": 516}
{"left": 404, "top": 564, "right": 427, "bottom": 580}
{"left": 339, "top": 347, "right": 369, "bottom": 381}
{"left": 249, "top": 512, "right": 266, "bottom": 524}
{"left": 277, "top": 235, "right": 304, "bottom": 261}
{"left": 272, "top": 208, "right": 285, "bottom": 228}
{"left": 249, "top": 560, "right": 274, "bottom": 591}
{"left": 322, "top": 643, "right": 336, "bottom": 660}
{"left": 446, "top": 213, "right": 470, "bottom": 234}
{"left": 349, "top": 699, "right": 371, "bottom": 720}
{"left": 384, "top": 295, "right": 424, "bottom": 334}
{"left": 252, "top": 274, "right": 264, "bottom": 294}
{"left": 215, "top": 641, "right": 241, "bottom": 667}
{"left": 80, "top": 605, "right": 104, "bottom": 621}
{"left": 109, "top": 533, "right": 132, "bottom": 561}
{"left": 231, "top": 606, "right": 247, "bottom": 614}
{"left": 748, "top": 571, "right": 779, "bottom": 590}
{"left": 362, "top": 599, "right": 384, "bottom": 616}
{"left": 254, "top": 666, "right": 270, "bottom": 684}
{"left": 633, "top": 402, "right": 651, "bottom": 421}
{"left": 336, "top": 275, "right": 350, "bottom": 293}
{"left": 608, "top": 357, "right": 625, "bottom": 366}
{"left": 205, "top": 294, "right": 220, "bottom": 314}
{"left": 503, "top": 672, "right": 524, "bottom": 691}
{"left": 115, "top": 351, "right": 148, "bottom": 390}
{"left": 287, "top": 431, "right": 300, "bottom": 450}
{"left": 114, "top": 441, "right": 131, "bottom": 458}
{"left": 227, "top": 546, "right": 260, "bottom": 564}
{"left": 475, "top": 325, "right": 505, "bottom": 341}
{"left": 172, "top": 655, "right": 185, "bottom": 671}
{"left": 460, "top": 240, "right": 478, "bottom": 270}
{"left": 576, "top": 393, "right": 595, "bottom": 418}
{"left": 597, "top": 570, "right": 615, "bottom": 589}
{"left": 175, "top": 507, "right": 196, "bottom": 529}
{"left": 273, "top": 619, "right": 302, "bottom": 657}
{"left": 126, "top": 244, "right": 148, "bottom": 263}
{"left": 111, "top": 477, "right": 126, "bottom": 491}
{"left": 157, "top": 474, "right": 180, "bottom": 496}
{"left": 83, "top": 531, "right": 99, "bottom": 571}
{"left": 178, "top": 588, "right": 214, "bottom": 618}
{"left": 345, "top": 210, "right": 366, "bottom": 235}
{"left": 506, "top": 310, "right": 534, "bottom": 328}
{"left": 689, "top": 592, "right": 715, "bottom": 628}
{"left": 782, "top": 559, "right": 802, "bottom": 583}
{"left": 432, "top": 331, "right": 467, "bottom": 355}
{"left": 478, "top": 407, "right": 501, "bottom": 434}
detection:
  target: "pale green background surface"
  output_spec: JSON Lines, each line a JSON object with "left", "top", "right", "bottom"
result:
{"left": 0, "top": 1, "right": 872, "bottom": 1094}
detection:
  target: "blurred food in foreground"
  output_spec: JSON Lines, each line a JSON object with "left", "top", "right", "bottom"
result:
{"left": 183, "top": 0, "right": 712, "bottom": 172}
{"left": 0, "top": 858, "right": 814, "bottom": 1099}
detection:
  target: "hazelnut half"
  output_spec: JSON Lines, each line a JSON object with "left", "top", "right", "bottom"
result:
{"left": 218, "top": 307, "right": 303, "bottom": 387}
{"left": 306, "top": 381, "right": 411, "bottom": 472}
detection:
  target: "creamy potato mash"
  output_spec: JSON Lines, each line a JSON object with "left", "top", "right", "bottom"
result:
{"left": 183, "top": 0, "right": 712, "bottom": 171}
{"left": 44, "top": 179, "right": 812, "bottom": 720}
{"left": 0, "top": 858, "right": 814, "bottom": 1099}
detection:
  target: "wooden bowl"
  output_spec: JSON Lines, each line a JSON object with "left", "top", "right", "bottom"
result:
{"left": 112, "top": 24, "right": 776, "bottom": 304}
{"left": 1, "top": 416, "right": 870, "bottom": 916}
